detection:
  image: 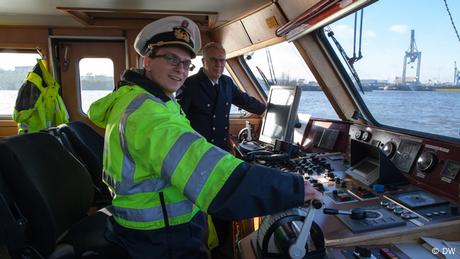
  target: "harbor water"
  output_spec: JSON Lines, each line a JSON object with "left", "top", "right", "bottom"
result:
{"left": 1, "top": 90, "right": 459, "bottom": 139}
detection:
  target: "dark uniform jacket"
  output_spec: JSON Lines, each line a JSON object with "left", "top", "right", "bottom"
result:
{"left": 177, "top": 68, "right": 266, "bottom": 151}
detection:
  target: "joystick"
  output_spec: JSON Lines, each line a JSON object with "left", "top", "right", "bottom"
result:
{"left": 323, "top": 208, "right": 374, "bottom": 220}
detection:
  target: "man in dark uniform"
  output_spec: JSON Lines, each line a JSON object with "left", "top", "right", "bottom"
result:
{"left": 177, "top": 42, "right": 266, "bottom": 151}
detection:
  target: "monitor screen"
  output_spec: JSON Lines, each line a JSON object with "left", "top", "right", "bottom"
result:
{"left": 354, "top": 159, "right": 377, "bottom": 176}
{"left": 258, "top": 85, "right": 301, "bottom": 144}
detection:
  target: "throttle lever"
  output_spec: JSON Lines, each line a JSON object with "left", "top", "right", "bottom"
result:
{"left": 288, "top": 200, "right": 322, "bottom": 259}
{"left": 310, "top": 199, "right": 323, "bottom": 209}
{"left": 323, "top": 207, "right": 368, "bottom": 220}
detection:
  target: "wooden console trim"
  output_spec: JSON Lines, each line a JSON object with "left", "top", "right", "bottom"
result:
{"left": 326, "top": 219, "right": 460, "bottom": 247}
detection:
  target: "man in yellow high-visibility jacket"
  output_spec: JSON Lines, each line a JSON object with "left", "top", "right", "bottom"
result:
{"left": 89, "top": 16, "right": 322, "bottom": 259}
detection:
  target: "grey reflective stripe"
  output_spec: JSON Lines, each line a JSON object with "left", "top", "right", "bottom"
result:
{"left": 116, "top": 93, "right": 169, "bottom": 195}
{"left": 184, "top": 146, "right": 227, "bottom": 202}
{"left": 161, "top": 132, "right": 201, "bottom": 180}
{"left": 113, "top": 199, "right": 193, "bottom": 222}
{"left": 103, "top": 170, "right": 118, "bottom": 190}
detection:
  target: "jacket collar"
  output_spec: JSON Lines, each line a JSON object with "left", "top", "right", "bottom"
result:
{"left": 196, "top": 67, "right": 209, "bottom": 82}
{"left": 193, "top": 68, "right": 219, "bottom": 101}
{"left": 198, "top": 67, "right": 221, "bottom": 85}
{"left": 118, "top": 69, "right": 171, "bottom": 103}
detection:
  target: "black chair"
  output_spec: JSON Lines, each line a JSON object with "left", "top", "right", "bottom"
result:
{"left": 0, "top": 168, "right": 28, "bottom": 255}
{"left": 0, "top": 133, "right": 128, "bottom": 258}
{"left": 55, "top": 121, "right": 111, "bottom": 206}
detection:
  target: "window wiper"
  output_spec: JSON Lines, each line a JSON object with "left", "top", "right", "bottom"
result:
{"left": 326, "top": 28, "right": 365, "bottom": 94}
{"left": 349, "top": 10, "right": 364, "bottom": 65}
{"left": 256, "top": 66, "right": 272, "bottom": 90}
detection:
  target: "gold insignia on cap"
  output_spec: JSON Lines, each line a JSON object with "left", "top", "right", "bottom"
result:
{"left": 181, "top": 20, "right": 189, "bottom": 28}
{"left": 174, "top": 28, "right": 190, "bottom": 43}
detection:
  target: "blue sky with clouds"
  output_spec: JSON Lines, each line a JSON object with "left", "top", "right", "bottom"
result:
{"left": 331, "top": 0, "right": 460, "bottom": 83}
{"left": 249, "top": 0, "right": 460, "bottom": 84}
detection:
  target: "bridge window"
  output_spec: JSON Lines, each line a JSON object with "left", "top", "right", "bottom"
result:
{"left": 78, "top": 58, "right": 114, "bottom": 114}
{"left": 324, "top": 0, "right": 460, "bottom": 140}
{"left": 242, "top": 41, "right": 339, "bottom": 120}
{"left": 0, "top": 52, "right": 41, "bottom": 117}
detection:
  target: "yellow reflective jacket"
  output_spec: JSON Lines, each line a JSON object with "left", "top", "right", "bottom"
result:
{"left": 13, "top": 59, "right": 68, "bottom": 133}
{"left": 89, "top": 82, "right": 243, "bottom": 230}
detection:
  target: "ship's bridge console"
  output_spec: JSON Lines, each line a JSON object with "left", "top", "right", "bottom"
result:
{"left": 236, "top": 90, "right": 460, "bottom": 258}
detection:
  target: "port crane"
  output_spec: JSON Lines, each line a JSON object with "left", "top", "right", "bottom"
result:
{"left": 401, "top": 29, "right": 422, "bottom": 87}
{"left": 455, "top": 61, "right": 460, "bottom": 86}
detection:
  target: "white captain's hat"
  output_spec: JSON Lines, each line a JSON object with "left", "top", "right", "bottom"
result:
{"left": 134, "top": 16, "right": 201, "bottom": 58}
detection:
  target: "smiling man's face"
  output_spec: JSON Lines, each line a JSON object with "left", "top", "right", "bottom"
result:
{"left": 144, "top": 47, "right": 192, "bottom": 95}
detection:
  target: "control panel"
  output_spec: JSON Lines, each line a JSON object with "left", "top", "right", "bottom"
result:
{"left": 333, "top": 205, "right": 406, "bottom": 233}
{"left": 240, "top": 120, "right": 460, "bottom": 259}
{"left": 247, "top": 148, "right": 460, "bottom": 259}
{"left": 383, "top": 190, "right": 459, "bottom": 222}
{"left": 349, "top": 124, "right": 460, "bottom": 202}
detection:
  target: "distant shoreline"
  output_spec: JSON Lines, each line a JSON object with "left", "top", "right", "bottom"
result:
{"left": 297, "top": 84, "right": 460, "bottom": 92}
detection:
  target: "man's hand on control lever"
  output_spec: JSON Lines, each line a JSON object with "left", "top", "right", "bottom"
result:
{"left": 304, "top": 180, "right": 323, "bottom": 204}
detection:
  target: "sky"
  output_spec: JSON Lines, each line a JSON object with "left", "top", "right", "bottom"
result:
{"left": 341, "top": 0, "right": 460, "bottom": 83}
{"left": 331, "top": 0, "right": 460, "bottom": 82}
{"left": 246, "top": 41, "right": 315, "bottom": 84}
{"left": 249, "top": 0, "right": 460, "bottom": 84}
{"left": 1, "top": 0, "right": 459, "bottom": 84}
{"left": 0, "top": 53, "right": 41, "bottom": 70}
{"left": 0, "top": 54, "right": 115, "bottom": 77}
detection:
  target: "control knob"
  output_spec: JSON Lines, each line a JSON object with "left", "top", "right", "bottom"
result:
{"left": 416, "top": 151, "right": 438, "bottom": 172}
{"left": 354, "top": 130, "right": 364, "bottom": 140}
{"left": 382, "top": 141, "right": 396, "bottom": 157}
{"left": 361, "top": 131, "right": 372, "bottom": 142}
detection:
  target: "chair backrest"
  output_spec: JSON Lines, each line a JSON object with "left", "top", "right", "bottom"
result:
{"left": 58, "top": 121, "right": 104, "bottom": 186}
{"left": 0, "top": 168, "right": 27, "bottom": 250}
{"left": 56, "top": 121, "right": 111, "bottom": 205}
{"left": 0, "top": 133, "right": 94, "bottom": 256}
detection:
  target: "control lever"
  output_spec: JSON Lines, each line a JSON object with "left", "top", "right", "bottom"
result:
{"left": 253, "top": 153, "right": 289, "bottom": 162}
{"left": 233, "top": 144, "right": 245, "bottom": 159}
{"left": 288, "top": 200, "right": 322, "bottom": 259}
{"left": 245, "top": 120, "right": 252, "bottom": 142}
{"left": 323, "top": 208, "right": 368, "bottom": 220}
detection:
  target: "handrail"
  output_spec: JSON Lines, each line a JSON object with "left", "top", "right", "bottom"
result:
{"left": 276, "top": 0, "right": 339, "bottom": 37}
{"left": 276, "top": 0, "right": 374, "bottom": 41}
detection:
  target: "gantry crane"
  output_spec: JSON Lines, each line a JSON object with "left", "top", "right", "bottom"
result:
{"left": 402, "top": 30, "right": 422, "bottom": 85}
{"left": 455, "top": 61, "right": 460, "bottom": 86}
